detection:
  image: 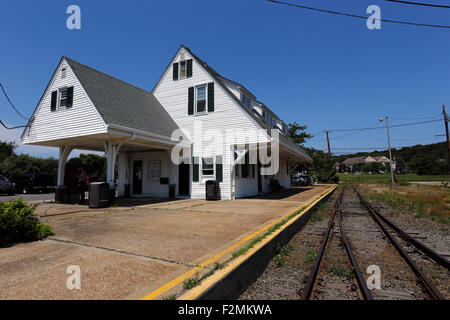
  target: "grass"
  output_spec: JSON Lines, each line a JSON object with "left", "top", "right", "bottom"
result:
{"left": 182, "top": 273, "right": 200, "bottom": 290}
{"left": 273, "top": 254, "right": 286, "bottom": 267}
{"left": 327, "top": 266, "right": 355, "bottom": 280}
{"left": 231, "top": 206, "right": 307, "bottom": 258}
{"left": 366, "top": 186, "right": 450, "bottom": 224}
{"left": 162, "top": 294, "right": 177, "bottom": 300}
{"left": 337, "top": 173, "right": 449, "bottom": 185}
{"left": 304, "top": 249, "right": 318, "bottom": 264}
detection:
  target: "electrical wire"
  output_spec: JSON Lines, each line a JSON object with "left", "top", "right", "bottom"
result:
{"left": 266, "top": 0, "right": 450, "bottom": 29}
{"left": 0, "top": 82, "right": 29, "bottom": 120}
{"left": 0, "top": 120, "right": 27, "bottom": 130}
{"left": 384, "top": 0, "right": 450, "bottom": 9}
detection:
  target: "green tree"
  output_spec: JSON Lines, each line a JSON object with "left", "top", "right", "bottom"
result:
{"left": 287, "top": 122, "right": 313, "bottom": 146}
{"left": 0, "top": 154, "right": 58, "bottom": 180}
{"left": 66, "top": 153, "right": 106, "bottom": 181}
{"left": 0, "top": 141, "right": 16, "bottom": 163}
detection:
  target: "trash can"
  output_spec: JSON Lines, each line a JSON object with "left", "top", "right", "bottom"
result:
{"left": 206, "top": 180, "right": 219, "bottom": 201}
{"left": 169, "top": 184, "right": 176, "bottom": 199}
{"left": 124, "top": 184, "right": 131, "bottom": 197}
{"left": 89, "top": 182, "right": 110, "bottom": 208}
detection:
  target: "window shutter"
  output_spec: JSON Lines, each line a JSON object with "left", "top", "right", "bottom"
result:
{"left": 187, "top": 59, "right": 193, "bottom": 78}
{"left": 173, "top": 63, "right": 179, "bottom": 80}
{"left": 216, "top": 155, "right": 223, "bottom": 182}
{"left": 66, "top": 86, "right": 74, "bottom": 108}
{"left": 50, "top": 91, "right": 57, "bottom": 111}
{"left": 188, "top": 87, "right": 194, "bottom": 115}
{"left": 207, "top": 82, "right": 214, "bottom": 112}
{"left": 193, "top": 157, "right": 199, "bottom": 182}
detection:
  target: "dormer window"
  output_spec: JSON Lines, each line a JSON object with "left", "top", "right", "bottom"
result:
{"left": 173, "top": 59, "right": 193, "bottom": 80}
{"left": 241, "top": 94, "right": 252, "bottom": 109}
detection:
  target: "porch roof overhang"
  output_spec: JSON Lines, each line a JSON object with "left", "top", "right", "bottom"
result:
{"left": 22, "top": 124, "right": 191, "bottom": 154}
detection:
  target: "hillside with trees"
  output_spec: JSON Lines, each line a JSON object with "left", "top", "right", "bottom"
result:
{"left": 333, "top": 142, "right": 448, "bottom": 175}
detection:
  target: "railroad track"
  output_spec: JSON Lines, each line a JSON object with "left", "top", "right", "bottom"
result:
{"left": 299, "top": 186, "right": 449, "bottom": 300}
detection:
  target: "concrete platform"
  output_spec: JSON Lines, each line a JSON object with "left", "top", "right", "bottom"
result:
{"left": 0, "top": 185, "right": 333, "bottom": 300}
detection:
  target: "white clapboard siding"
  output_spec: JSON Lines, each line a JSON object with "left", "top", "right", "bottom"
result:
{"left": 154, "top": 48, "right": 269, "bottom": 200}
{"left": 22, "top": 59, "right": 106, "bottom": 144}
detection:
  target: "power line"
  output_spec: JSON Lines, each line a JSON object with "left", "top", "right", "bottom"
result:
{"left": 328, "top": 119, "right": 442, "bottom": 132}
{"left": 0, "top": 120, "right": 27, "bottom": 130}
{"left": 266, "top": 0, "right": 450, "bottom": 29}
{"left": 0, "top": 82, "right": 29, "bottom": 120}
{"left": 384, "top": 0, "right": 450, "bottom": 9}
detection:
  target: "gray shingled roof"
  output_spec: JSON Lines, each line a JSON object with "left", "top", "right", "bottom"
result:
{"left": 181, "top": 46, "right": 312, "bottom": 162}
{"left": 65, "top": 57, "right": 179, "bottom": 138}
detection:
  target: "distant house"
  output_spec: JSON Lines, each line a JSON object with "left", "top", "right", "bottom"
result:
{"left": 342, "top": 156, "right": 376, "bottom": 170}
{"left": 372, "top": 155, "right": 390, "bottom": 165}
{"left": 341, "top": 155, "right": 395, "bottom": 171}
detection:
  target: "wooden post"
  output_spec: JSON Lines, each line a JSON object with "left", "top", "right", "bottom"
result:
{"left": 443, "top": 105, "right": 450, "bottom": 176}
{"left": 326, "top": 131, "right": 332, "bottom": 171}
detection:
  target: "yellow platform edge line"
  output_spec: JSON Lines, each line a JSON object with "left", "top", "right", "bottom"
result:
{"left": 177, "top": 184, "right": 337, "bottom": 300}
{"left": 140, "top": 184, "right": 337, "bottom": 300}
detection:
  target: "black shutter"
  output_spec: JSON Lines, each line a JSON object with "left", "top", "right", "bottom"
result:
{"left": 216, "top": 155, "right": 223, "bottom": 182}
{"left": 187, "top": 59, "right": 193, "bottom": 78}
{"left": 188, "top": 87, "right": 194, "bottom": 115}
{"left": 173, "top": 63, "right": 179, "bottom": 80}
{"left": 193, "top": 157, "right": 199, "bottom": 182}
{"left": 50, "top": 91, "right": 57, "bottom": 111}
{"left": 207, "top": 82, "right": 214, "bottom": 112}
{"left": 66, "top": 86, "right": 74, "bottom": 108}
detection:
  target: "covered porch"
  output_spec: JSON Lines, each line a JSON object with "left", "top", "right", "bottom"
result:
{"left": 25, "top": 125, "right": 189, "bottom": 203}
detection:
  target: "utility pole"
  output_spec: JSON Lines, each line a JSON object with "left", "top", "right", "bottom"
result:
{"left": 325, "top": 131, "right": 333, "bottom": 171}
{"left": 443, "top": 105, "right": 450, "bottom": 176}
{"left": 379, "top": 116, "right": 395, "bottom": 189}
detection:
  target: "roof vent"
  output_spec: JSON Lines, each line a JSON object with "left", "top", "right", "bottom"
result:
{"left": 180, "top": 52, "right": 185, "bottom": 61}
{"left": 61, "top": 67, "right": 67, "bottom": 79}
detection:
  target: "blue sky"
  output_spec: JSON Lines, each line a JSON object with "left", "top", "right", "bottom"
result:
{"left": 1, "top": 0, "right": 449, "bottom": 157}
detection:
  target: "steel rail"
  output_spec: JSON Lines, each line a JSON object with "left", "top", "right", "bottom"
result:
{"left": 300, "top": 188, "right": 345, "bottom": 300}
{"left": 354, "top": 187, "right": 445, "bottom": 300}
{"left": 338, "top": 201, "right": 374, "bottom": 300}
{"left": 363, "top": 200, "right": 450, "bottom": 270}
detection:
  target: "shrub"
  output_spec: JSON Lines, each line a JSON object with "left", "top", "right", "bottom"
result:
{"left": 0, "top": 198, "right": 54, "bottom": 246}
{"left": 274, "top": 254, "right": 286, "bottom": 267}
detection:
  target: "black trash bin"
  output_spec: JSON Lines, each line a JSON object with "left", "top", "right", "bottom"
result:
{"left": 89, "top": 182, "right": 111, "bottom": 208}
{"left": 169, "top": 184, "right": 176, "bottom": 199}
{"left": 206, "top": 180, "right": 219, "bottom": 201}
{"left": 124, "top": 184, "right": 131, "bottom": 197}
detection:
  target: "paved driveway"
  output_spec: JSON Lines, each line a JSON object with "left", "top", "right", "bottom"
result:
{"left": 0, "top": 193, "right": 55, "bottom": 203}
{"left": 0, "top": 185, "right": 332, "bottom": 299}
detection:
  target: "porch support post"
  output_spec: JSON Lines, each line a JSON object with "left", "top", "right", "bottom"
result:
{"left": 106, "top": 141, "right": 114, "bottom": 188}
{"left": 57, "top": 145, "right": 73, "bottom": 186}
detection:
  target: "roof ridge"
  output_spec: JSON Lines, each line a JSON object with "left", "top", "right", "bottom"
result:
{"left": 64, "top": 57, "right": 152, "bottom": 96}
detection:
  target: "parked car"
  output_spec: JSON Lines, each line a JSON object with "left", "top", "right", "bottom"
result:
{"left": 14, "top": 173, "right": 55, "bottom": 194}
{"left": 293, "top": 175, "right": 313, "bottom": 186}
{"left": 0, "top": 175, "right": 16, "bottom": 195}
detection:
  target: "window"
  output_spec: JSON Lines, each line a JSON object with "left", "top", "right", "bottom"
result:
{"left": 196, "top": 85, "right": 207, "bottom": 113}
{"left": 242, "top": 94, "right": 251, "bottom": 109}
{"left": 148, "top": 160, "right": 161, "bottom": 180}
{"left": 59, "top": 88, "right": 67, "bottom": 108}
{"left": 202, "top": 157, "right": 214, "bottom": 176}
{"left": 179, "top": 61, "right": 187, "bottom": 79}
{"left": 61, "top": 68, "right": 67, "bottom": 79}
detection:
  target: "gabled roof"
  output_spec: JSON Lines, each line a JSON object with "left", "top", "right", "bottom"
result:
{"left": 65, "top": 57, "right": 179, "bottom": 138}
{"left": 179, "top": 46, "right": 311, "bottom": 162}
